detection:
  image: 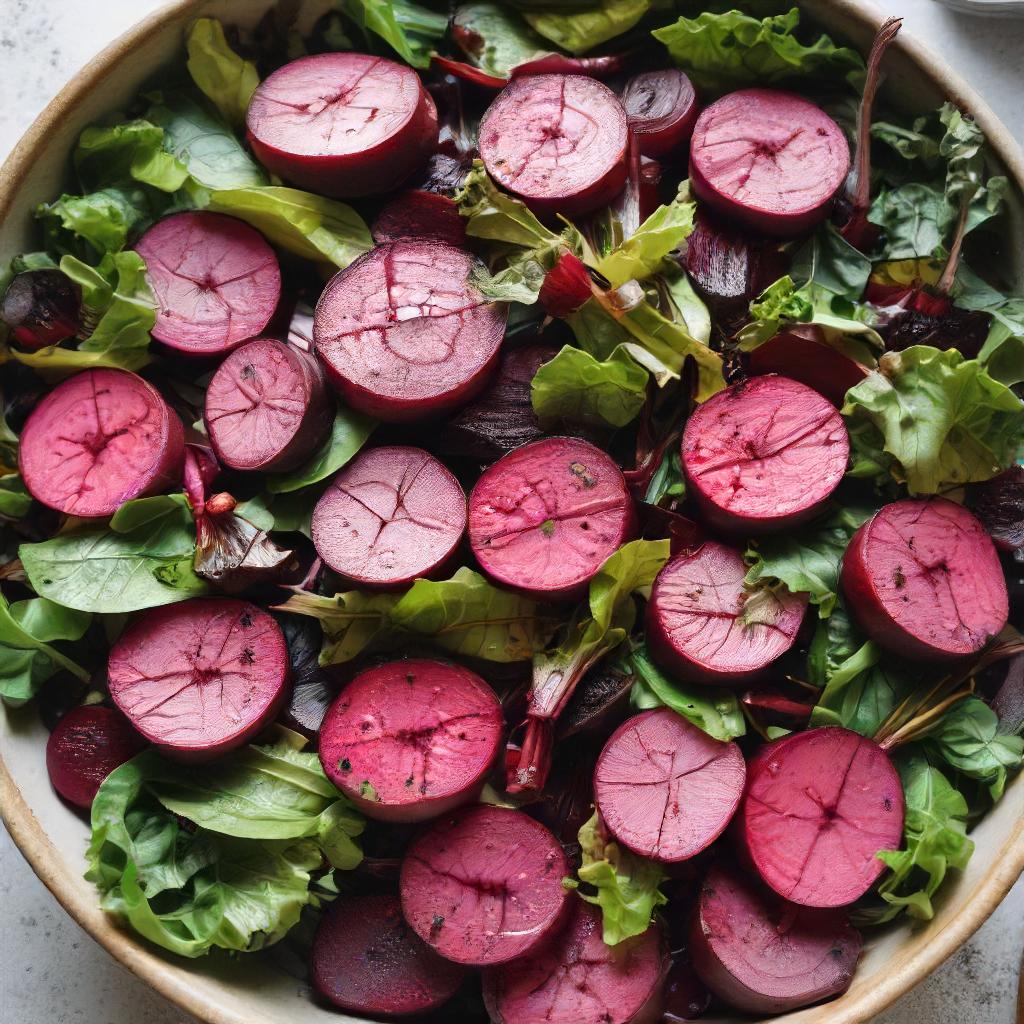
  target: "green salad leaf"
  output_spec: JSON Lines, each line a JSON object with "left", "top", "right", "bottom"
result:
{"left": 0, "top": 473, "right": 31, "bottom": 519}
{"left": 337, "top": 0, "right": 448, "bottom": 69}
{"left": 524, "top": 0, "right": 650, "bottom": 55}
{"left": 595, "top": 196, "right": 696, "bottom": 288}
{"left": 451, "top": 2, "right": 548, "bottom": 77}
{"left": 185, "top": 18, "right": 260, "bottom": 129}
{"left": 74, "top": 120, "right": 189, "bottom": 195}
{"left": 267, "top": 407, "right": 376, "bottom": 493}
{"left": 37, "top": 187, "right": 156, "bottom": 258}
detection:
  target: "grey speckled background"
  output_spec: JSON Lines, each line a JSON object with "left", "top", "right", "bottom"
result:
{"left": 0, "top": 0, "right": 1022, "bottom": 1021}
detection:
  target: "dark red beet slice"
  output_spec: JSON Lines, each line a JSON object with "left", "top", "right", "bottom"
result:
{"left": 372, "top": 190, "right": 467, "bottom": 248}
{"left": 400, "top": 804, "right": 570, "bottom": 965}
{"left": 689, "top": 863, "right": 862, "bottom": 1014}
{"left": 841, "top": 498, "right": 1009, "bottom": 661}
{"left": 689, "top": 89, "right": 850, "bottom": 237}
{"left": 511, "top": 53, "right": 629, "bottom": 81}
{"left": 468, "top": 436, "right": 635, "bottom": 602}
{"left": 1, "top": 269, "right": 81, "bottom": 350}
{"left": 319, "top": 658, "right": 502, "bottom": 822}
{"left": 107, "top": 599, "right": 289, "bottom": 762}
{"left": 621, "top": 69, "right": 698, "bottom": 159}
{"left": 967, "top": 465, "right": 1024, "bottom": 553}
{"left": 647, "top": 542, "right": 808, "bottom": 685}
{"left": 45, "top": 705, "right": 146, "bottom": 808}
{"left": 246, "top": 53, "right": 438, "bottom": 197}
{"left": 681, "top": 376, "right": 849, "bottom": 535}
{"left": 313, "top": 241, "right": 507, "bottom": 422}
{"left": 311, "top": 446, "right": 466, "bottom": 589}
{"left": 203, "top": 338, "right": 333, "bottom": 473}
{"left": 483, "top": 901, "right": 667, "bottom": 1024}
{"left": 594, "top": 708, "right": 745, "bottom": 863}
{"left": 312, "top": 893, "right": 466, "bottom": 1017}
{"left": 479, "top": 74, "right": 628, "bottom": 220}
{"left": 19, "top": 368, "right": 184, "bottom": 518}
{"left": 742, "top": 727, "right": 904, "bottom": 907}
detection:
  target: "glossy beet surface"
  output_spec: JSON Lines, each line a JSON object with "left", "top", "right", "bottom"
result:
{"left": 621, "top": 69, "right": 699, "bottom": 158}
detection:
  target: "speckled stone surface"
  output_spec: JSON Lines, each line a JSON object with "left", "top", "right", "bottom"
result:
{"left": 0, "top": 0, "right": 1021, "bottom": 1022}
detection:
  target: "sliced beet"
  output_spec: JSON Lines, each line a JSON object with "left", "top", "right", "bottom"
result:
{"left": 1, "top": 268, "right": 81, "bottom": 350}
{"left": 135, "top": 212, "right": 281, "bottom": 356}
{"left": 742, "top": 727, "right": 904, "bottom": 907}
{"left": 594, "top": 708, "right": 745, "bottom": 863}
{"left": 681, "top": 376, "right": 848, "bottom": 535}
{"left": 689, "top": 89, "right": 850, "bottom": 237}
{"left": 840, "top": 498, "right": 1009, "bottom": 661}
{"left": 400, "top": 804, "right": 570, "bottom": 965}
{"left": 107, "top": 598, "right": 289, "bottom": 762}
{"left": 311, "top": 446, "right": 466, "bottom": 589}
{"left": 319, "top": 658, "right": 502, "bottom": 822}
{"left": 479, "top": 74, "right": 628, "bottom": 220}
{"left": 313, "top": 241, "right": 507, "bottom": 422}
{"left": 966, "top": 465, "right": 1024, "bottom": 553}
{"left": 246, "top": 53, "right": 438, "bottom": 198}
{"left": 19, "top": 368, "right": 184, "bottom": 517}
{"left": 45, "top": 705, "right": 146, "bottom": 808}
{"left": 689, "top": 863, "right": 862, "bottom": 1014}
{"left": 483, "top": 901, "right": 667, "bottom": 1024}
{"left": 621, "top": 69, "right": 698, "bottom": 159}
{"left": 372, "top": 190, "right": 467, "bottom": 248}
{"left": 203, "top": 338, "right": 333, "bottom": 473}
{"left": 646, "top": 541, "right": 808, "bottom": 686}
{"left": 311, "top": 893, "right": 466, "bottom": 1017}
{"left": 468, "top": 436, "right": 635, "bottom": 601}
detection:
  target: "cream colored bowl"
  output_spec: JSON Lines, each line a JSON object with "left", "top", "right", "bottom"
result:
{"left": 1, "top": 2, "right": 1022, "bottom": 1022}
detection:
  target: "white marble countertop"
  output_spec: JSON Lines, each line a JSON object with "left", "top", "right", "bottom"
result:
{"left": 0, "top": 0, "right": 1021, "bottom": 1022}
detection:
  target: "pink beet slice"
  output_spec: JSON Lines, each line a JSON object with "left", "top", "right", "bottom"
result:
{"left": 681, "top": 376, "right": 848, "bottom": 535}
{"left": 45, "top": 705, "right": 146, "bottom": 809}
{"left": 246, "top": 53, "right": 438, "bottom": 198}
{"left": 742, "top": 727, "right": 904, "bottom": 907}
{"left": 313, "top": 240, "right": 507, "bottom": 422}
{"left": 135, "top": 212, "right": 281, "bottom": 356}
{"left": 841, "top": 498, "right": 1009, "bottom": 661}
{"left": 400, "top": 804, "right": 570, "bottom": 965}
{"left": 312, "top": 893, "right": 466, "bottom": 1017}
{"left": 689, "top": 89, "right": 850, "bottom": 237}
{"left": 311, "top": 446, "right": 466, "bottom": 589}
{"left": 203, "top": 338, "right": 333, "bottom": 473}
{"left": 689, "top": 863, "right": 862, "bottom": 1014}
{"left": 479, "top": 74, "right": 628, "bottom": 220}
{"left": 372, "top": 190, "right": 467, "bottom": 248}
{"left": 595, "top": 708, "right": 746, "bottom": 863}
{"left": 19, "top": 368, "right": 184, "bottom": 518}
{"left": 646, "top": 542, "right": 809, "bottom": 686}
{"left": 468, "top": 436, "right": 635, "bottom": 602}
{"left": 319, "top": 658, "right": 502, "bottom": 822}
{"left": 621, "top": 69, "right": 699, "bottom": 159}
{"left": 107, "top": 599, "right": 289, "bottom": 762}
{"left": 483, "top": 901, "right": 667, "bottom": 1024}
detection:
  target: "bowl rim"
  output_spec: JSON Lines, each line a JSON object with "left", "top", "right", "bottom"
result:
{"left": 0, "top": 2, "right": 1022, "bottom": 1023}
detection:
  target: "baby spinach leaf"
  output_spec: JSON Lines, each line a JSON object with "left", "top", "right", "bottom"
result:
{"left": 266, "top": 407, "right": 376, "bottom": 494}
{"left": 452, "top": 2, "right": 549, "bottom": 77}
{"left": 337, "top": 0, "right": 448, "bottom": 69}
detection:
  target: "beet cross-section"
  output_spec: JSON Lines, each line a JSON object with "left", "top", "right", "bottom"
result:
{"left": 621, "top": 69, "right": 699, "bottom": 159}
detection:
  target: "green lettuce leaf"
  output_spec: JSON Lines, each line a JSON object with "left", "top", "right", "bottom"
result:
{"left": 524, "top": 0, "right": 650, "bottom": 55}
{"left": 595, "top": 196, "right": 696, "bottom": 288}
{"left": 451, "top": 2, "right": 549, "bottom": 76}
{"left": 266, "top": 407, "right": 376, "bottom": 493}
{"left": 185, "top": 18, "right": 260, "bottom": 129}
{"left": 74, "top": 119, "right": 189, "bottom": 194}
{"left": 37, "top": 187, "right": 155, "bottom": 257}
{"left": 337, "top": 0, "right": 448, "bottom": 69}
{"left": 0, "top": 473, "right": 31, "bottom": 519}
{"left": 869, "top": 183, "right": 945, "bottom": 260}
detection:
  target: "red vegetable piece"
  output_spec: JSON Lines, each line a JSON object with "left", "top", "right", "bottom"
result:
{"left": 372, "top": 190, "right": 467, "bottom": 248}
{"left": 511, "top": 52, "right": 629, "bottom": 81}
{"left": 539, "top": 251, "right": 593, "bottom": 317}
{"left": 1, "top": 269, "right": 81, "bottom": 350}
{"left": 621, "top": 69, "right": 699, "bottom": 159}
{"left": 431, "top": 54, "right": 508, "bottom": 89}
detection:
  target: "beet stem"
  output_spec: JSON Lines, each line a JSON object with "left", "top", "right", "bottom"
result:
{"left": 936, "top": 200, "right": 971, "bottom": 297}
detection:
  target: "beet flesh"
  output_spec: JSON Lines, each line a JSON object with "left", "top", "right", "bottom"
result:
{"left": 689, "top": 89, "right": 850, "bottom": 237}
{"left": 19, "top": 368, "right": 184, "bottom": 518}
{"left": 311, "top": 446, "right": 466, "bottom": 588}
{"left": 483, "top": 901, "right": 667, "bottom": 1024}
{"left": 742, "top": 727, "right": 904, "bottom": 907}
{"left": 45, "top": 705, "right": 145, "bottom": 808}
{"left": 107, "top": 599, "right": 290, "bottom": 761}
{"left": 689, "top": 863, "right": 862, "bottom": 1014}
{"left": 313, "top": 241, "right": 507, "bottom": 422}
{"left": 479, "top": 74, "right": 628, "bottom": 220}
{"left": 400, "top": 804, "right": 570, "bottom": 965}
{"left": 595, "top": 708, "right": 745, "bottom": 862}
{"left": 647, "top": 542, "right": 809, "bottom": 685}
{"left": 840, "top": 498, "right": 1009, "bottom": 661}
{"left": 681, "top": 376, "right": 848, "bottom": 535}
{"left": 468, "top": 436, "right": 635, "bottom": 601}
{"left": 311, "top": 893, "right": 466, "bottom": 1017}
{"left": 204, "top": 338, "right": 333, "bottom": 473}
{"left": 135, "top": 212, "right": 281, "bottom": 356}
{"left": 319, "top": 658, "right": 502, "bottom": 822}
{"left": 372, "top": 190, "right": 467, "bottom": 248}
{"left": 246, "top": 53, "right": 438, "bottom": 197}
{"left": 621, "top": 69, "right": 698, "bottom": 159}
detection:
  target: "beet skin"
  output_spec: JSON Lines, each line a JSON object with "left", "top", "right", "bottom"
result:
{"left": 681, "top": 376, "right": 848, "bottom": 535}
{"left": 742, "top": 727, "right": 904, "bottom": 907}
{"left": 621, "top": 69, "right": 699, "bottom": 159}
{"left": 107, "top": 599, "right": 289, "bottom": 761}
{"left": 400, "top": 804, "right": 570, "bottom": 965}
{"left": 372, "top": 190, "right": 467, "bottom": 248}
{"left": 841, "top": 497, "right": 1009, "bottom": 661}
{"left": 19, "top": 368, "right": 184, "bottom": 518}
{"left": 595, "top": 708, "right": 745, "bottom": 862}
{"left": 319, "top": 658, "right": 503, "bottom": 822}
{"left": 468, "top": 436, "right": 635, "bottom": 602}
